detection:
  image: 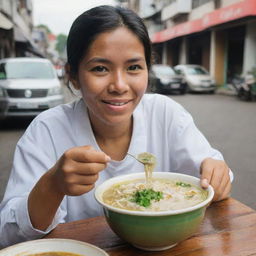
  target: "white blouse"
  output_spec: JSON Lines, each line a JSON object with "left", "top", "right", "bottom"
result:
{"left": 0, "top": 94, "right": 231, "bottom": 247}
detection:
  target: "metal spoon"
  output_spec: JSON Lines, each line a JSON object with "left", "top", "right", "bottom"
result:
{"left": 127, "top": 152, "right": 156, "bottom": 165}
{"left": 127, "top": 152, "right": 145, "bottom": 164}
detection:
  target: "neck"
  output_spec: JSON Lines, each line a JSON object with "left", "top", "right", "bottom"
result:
{"left": 89, "top": 114, "right": 133, "bottom": 161}
{"left": 94, "top": 121, "right": 132, "bottom": 141}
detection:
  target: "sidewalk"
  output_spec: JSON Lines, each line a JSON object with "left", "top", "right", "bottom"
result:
{"left": 216, "top": 85, "right": 237, "bottom": 96}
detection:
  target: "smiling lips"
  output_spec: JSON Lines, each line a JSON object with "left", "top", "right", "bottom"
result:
{"left": 102, "top": 99, "right": 131, "bottom": 106}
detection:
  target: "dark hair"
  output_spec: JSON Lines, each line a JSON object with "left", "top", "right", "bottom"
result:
{"left": 66, "top": 5, "right": 152, "bottom": 76}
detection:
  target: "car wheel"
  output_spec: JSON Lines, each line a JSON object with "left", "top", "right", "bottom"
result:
{"left": 186, "top": 83, "right": 194, "bottom": 93}
{"left": 151, "top": 84, "right": 158, "bottom": 93}
{"left": 180, "top": 84, "right": 188, "bottom": 94}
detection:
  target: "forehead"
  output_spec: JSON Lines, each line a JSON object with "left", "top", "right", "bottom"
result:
{"left": 84, "top": 27, "right": 145, "bottom": 60}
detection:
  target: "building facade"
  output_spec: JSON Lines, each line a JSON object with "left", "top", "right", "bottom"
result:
{"left": 127, "top": 0, "right": 256, "bottom": 87}
{"left": 0, "top": 0, "right": 42, "bottom": 58}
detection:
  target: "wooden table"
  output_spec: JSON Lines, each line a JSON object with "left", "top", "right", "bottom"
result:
{"left": 45, "top": 198, "right": 256, "bottom": 255}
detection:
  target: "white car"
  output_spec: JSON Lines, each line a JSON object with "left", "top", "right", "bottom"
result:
{"left": 0, "top": 57, "right": 64, "bottom": 120}
{"left": 174, "top": 64, "right": 216, "bottom": 93}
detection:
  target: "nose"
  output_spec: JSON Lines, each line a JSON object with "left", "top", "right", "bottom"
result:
{"left": 108, "top": 70, "right": 129, "bottom": 94}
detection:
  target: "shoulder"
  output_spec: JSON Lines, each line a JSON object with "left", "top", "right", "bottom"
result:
{"left": 31, "top": 99, "right": 80, "bottom": 127}
{"left": 22, "top": 99, "right": 82, "bottom": 139}
{"left": 36, "top": 100, "right": 78, "bottom": 120}
{"left": 139, "top": 94, "right": 194, "bottom": 132}
{"left": 140, "top": 93, "right": 186, "bottom": 117}
{"left": 141, "top": 93, "right": 182, "bottom": 109}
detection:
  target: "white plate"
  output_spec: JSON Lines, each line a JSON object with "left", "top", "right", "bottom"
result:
{"left": 0, "top": 238, "right": 109, "bottom": 256}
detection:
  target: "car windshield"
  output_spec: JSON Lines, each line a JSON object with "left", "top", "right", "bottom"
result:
{"left": 185, "top": 66, "right": 208, "bottom": 75}
{"left": 0, "top": 61, "right": 55, "bottom": 79}
{"left": 152, "top": 65, "right": 176, "bottom": 75}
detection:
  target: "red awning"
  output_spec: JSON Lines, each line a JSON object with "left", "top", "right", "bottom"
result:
{"left": 151, "top": 0, "right": 256, "bottom": 43}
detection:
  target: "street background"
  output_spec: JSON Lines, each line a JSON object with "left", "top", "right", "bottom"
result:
{"left": 0, "top": 88, "right": 255, "bottom": 209}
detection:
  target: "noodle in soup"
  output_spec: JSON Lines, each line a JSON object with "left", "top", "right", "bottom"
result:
{"left": 102, "top": 178, "right": 208, "bottom": 211}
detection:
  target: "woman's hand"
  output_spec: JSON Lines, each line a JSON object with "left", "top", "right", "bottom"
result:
{"left": 50, "top": 145, "right": 111, "bottom": 196}
{"left": 28, "top": 145, "right": 110, "bottom": 231}
{"left": 200, "top": 158, "right": 231, "bottom": 202}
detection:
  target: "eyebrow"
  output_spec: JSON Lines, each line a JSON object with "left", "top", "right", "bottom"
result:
{"left": 85, "top": 57, "right": 145, "bottom": 65}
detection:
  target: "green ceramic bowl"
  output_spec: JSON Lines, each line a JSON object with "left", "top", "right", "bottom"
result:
{"left": 95, "top": 172, "right": 214, "bottom": 251}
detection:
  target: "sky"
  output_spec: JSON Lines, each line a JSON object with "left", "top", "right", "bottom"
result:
{"left": 32, "top": 0, "right": 117, "bottom": 35}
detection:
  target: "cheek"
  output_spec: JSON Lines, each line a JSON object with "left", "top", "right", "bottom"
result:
{"left": 131, "top": 73, "right": 148, "bottom": 93}
{"left": 78, "top": 74, "right": 105, "bottom": 95}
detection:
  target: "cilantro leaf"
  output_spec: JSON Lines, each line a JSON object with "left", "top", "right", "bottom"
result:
{"left": 131, "top": 189, "right": 163, "bottom": 207}
{"left": 176, "top": 181, "right": 191, "bottom": 187}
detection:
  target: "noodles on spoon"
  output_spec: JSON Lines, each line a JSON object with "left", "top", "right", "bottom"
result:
{"left": 137, "top": 152, "right": 156, "bottom": 188}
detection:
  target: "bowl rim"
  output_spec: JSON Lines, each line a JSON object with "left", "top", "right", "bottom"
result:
{"left": 0, "top": 238, "right": 109, "bottom": 256}
{"left": 95, "top": 172, "right": 214, "bottom": 216}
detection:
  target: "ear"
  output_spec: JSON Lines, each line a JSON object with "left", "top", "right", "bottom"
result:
{"left": 65, "top": 63, "right": 80, "bottom": 90}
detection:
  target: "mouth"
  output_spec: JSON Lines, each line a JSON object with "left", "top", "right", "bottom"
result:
{"left": 102, "top": 100, "right": 131, "bottom": 106}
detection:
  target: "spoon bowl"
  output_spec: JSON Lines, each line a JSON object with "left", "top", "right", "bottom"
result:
{"left": 127, "top": 152, "right": 156, "bottom": 165}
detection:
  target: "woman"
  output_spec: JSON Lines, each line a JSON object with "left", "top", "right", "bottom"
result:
{"left": 0, "top": 5, "right": 232, "bottom": 247}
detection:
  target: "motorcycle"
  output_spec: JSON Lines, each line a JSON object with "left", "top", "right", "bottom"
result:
{"left": 231, "top": 74, "right": 256, "bottom": 101}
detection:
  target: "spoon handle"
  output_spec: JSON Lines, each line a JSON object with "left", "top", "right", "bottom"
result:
{"left": 127, "top": 153, "right": 144, "bottom": 164}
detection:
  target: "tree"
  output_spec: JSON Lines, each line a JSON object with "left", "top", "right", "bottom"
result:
{"left": 36, "top": 24, "right": 52, "bottom": 34}
{"left": 55, "top": 34, "right": 67, "bottom": 56}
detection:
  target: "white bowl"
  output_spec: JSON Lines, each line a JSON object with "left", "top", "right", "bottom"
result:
{"left": 0, "top": 238, "right": 108, "bottom": 256}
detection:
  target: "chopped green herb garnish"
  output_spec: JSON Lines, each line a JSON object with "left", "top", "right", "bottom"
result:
{"left": 176, "top": 181, "right": 191, "bottom": 187}
{"left": 131, "top": 189, "right": 163, "bottom": 207}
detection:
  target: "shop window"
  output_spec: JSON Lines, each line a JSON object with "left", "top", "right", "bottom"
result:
{"left": 214, "top": 0, "right": 221, "bottom": 9}
{"left": 192, "top": 0, "right": 212, "bottom": 9}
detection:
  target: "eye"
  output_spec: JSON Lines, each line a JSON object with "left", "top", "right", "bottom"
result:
{"left": 128, "top": 65, "right": 142, "bottom": 71}
{"left": 90, "top": 66, "right": 108, "bottom": 72}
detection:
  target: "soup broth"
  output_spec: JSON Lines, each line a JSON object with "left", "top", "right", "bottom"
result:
{"left": 102, "top": 178, "right": 208, "bottom": 211}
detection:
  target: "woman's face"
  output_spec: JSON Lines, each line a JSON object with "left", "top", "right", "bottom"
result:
{"left": 72, "top": 27, "right": 148, "bottom": 128}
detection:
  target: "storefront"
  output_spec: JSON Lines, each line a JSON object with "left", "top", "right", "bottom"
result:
{"left": 0, "top": 12, "right": 14, "bottom": 58}
{"left": 151, "top": 0, "right": 256, "bottom": 86}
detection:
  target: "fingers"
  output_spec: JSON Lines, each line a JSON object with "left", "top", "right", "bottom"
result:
{"left": 200, "top": 158, "right": 231, "bottom": 202}
{"left": 200, "top": 158, "right": 213, "bottom": 188}
{"left": 214, "top": 180, "right": 231, "bottom": 201}
{"left": 63, "top": 160, "right": 107, "bottom": 175}
{"left": 201, "top": 178, "right": 209, "bottom": 189}
{"left": 211, "top": 168, "right": 230, "bottom": 201}
{"left": 63, "top": 173, "right": 99, "bottom": 191}
{"left": 64, "top": 145, "right": 111, "bottom": 164}
{"left": 52, "top": 145, "right": 111, "bottom": 196}
{"left": 56, "top": 167, "right": 100, "bottom": 196}
{"left": 69, "top": 173, "right": 99, "bottom": 185}
{"left": 64, "top": 184, "right": 96, "bottom": 195}
{"left": 216, "top": 171, "right": 229, "bottom": 194}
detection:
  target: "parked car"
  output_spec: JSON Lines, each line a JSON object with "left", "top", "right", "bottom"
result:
{"left": 0, "top": 57, "right": 64, "bottom": 120}
{"left": 174, "top": 64, "right": 216, "bottom": 93}
{"left": 149, "top": 64, "right": 187, "bottom": 94}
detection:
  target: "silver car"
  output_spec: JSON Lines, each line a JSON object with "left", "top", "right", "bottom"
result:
{"left": 0, "top": 57, "right": 64, "bottom": 120}
{"left": 174, "top": 64, "right": 216, "bottom": 93}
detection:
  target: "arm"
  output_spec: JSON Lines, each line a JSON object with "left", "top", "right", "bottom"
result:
{"left": 168, "top": 103, "right": 232, "bottom": 201}
{"left": 28, "top": 145, "right": 110, "bottom": 231}
{"left": 0, "top": 113, "right": 110, "bottom": 247}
